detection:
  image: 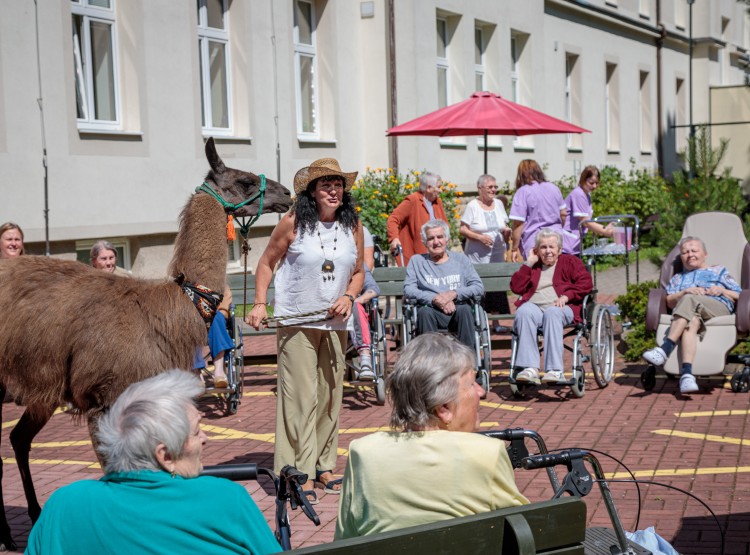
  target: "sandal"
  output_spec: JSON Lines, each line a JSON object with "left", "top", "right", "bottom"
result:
{"left": 315, "top": 470, "right": 343, "bottom": 495}
{"left": 302, "top": 489, "right": 319, "bottom": 505}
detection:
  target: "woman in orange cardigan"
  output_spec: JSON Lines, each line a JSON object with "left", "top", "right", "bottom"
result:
{"left": 386, "top": 172, "right": 448, "bottom": 266}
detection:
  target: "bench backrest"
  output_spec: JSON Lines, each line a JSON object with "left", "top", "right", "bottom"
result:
{"left": 288, "top": 497, "right": 586, "bottom": 554}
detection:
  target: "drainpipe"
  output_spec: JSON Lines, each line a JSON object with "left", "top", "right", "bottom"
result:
{"left": 656, "top": 0, "right": 665, "bottom": 177}
{"left": 386, "top": 0, "right": 398, "bottom": 171}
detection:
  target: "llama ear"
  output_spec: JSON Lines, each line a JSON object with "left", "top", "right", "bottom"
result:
{"left": 205, "top": 137, "right": 226, "bottom": 174}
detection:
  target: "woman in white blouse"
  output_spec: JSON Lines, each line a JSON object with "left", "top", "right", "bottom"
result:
{"left": 459, "top": 174, "right": 510, "bottom": 263}
{"left": 459, "top": 175, "right": 511, "bottom": 329}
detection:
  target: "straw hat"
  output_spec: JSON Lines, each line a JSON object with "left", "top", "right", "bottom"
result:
{"left": 293, "top": 158, "right": 358, "bottom": 194}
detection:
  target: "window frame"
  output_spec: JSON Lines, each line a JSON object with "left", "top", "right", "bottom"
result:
{"left": 605, "top": 62, "right": 620, "bottom": 153}
{"left": 294, "top": 0, "right": 319, "bottom": 139}
{"left": 474, "top": 26, "right": 485, "bottom": 92}
{"left": 436, "top": 17, "right": 450, "bottom": 108}
{"left": 565, "top": 53, "right": 582, "bottom": 151}
{"left": 197, "top": 0, "right": 233, "bottom": 136}
{"left": 71, "top": 0, "right": 121, "bottom": 131}
{"left": 639, "top": 70, "right": 652, "bottom": 154}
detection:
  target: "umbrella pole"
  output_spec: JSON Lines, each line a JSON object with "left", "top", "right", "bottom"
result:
{"left": 483, "top": 130, "right": 488, "bottom": 174}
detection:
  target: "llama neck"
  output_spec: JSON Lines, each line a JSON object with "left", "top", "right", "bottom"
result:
{"left": 168, "top": 193, "right": 228, "bottom": 293}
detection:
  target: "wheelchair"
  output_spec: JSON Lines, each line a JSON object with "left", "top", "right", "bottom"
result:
{"left": 643, "top": 211, "right": 750, "bottom": 392}
{"left": 200, "top": 304, "right": 244, "bottom": 415}
{"left": 508, "top": 291, "right": 615, "bottom": 398}
{"left": 345, "top": 297, "right": 388, "bottom": 405}
{"left": 402, "top": 296, "right": 493, "bottom": 394}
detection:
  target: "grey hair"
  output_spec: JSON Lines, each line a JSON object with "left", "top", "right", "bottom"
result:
{"left": 534, "top": 228, "right": 563, "bottom": 249}
{"left": 476, "top": 174, "right": 496, "bottom": 188}
{"left": 387, "top": 334, "right": 476, "bottom": 431}
{"left": 679, "top": 236, "right": 707, "bottom": 253}
{"left": 420, "top": 219, "right": 451, "bottom": 244}
{"left": 90, "top": 240, "right": 117, "bottom": 265}
{"left": 419, "top": 172, "right": 441, "bottom": 192}
{"left": 96, "top": 370, "right": 205, "bottom": 473}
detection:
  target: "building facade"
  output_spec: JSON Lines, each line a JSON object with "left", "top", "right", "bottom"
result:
{"left": 1, "top": 0, "right": 748, "bottom": 273}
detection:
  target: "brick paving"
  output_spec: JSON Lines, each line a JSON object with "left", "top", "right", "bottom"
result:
{"left": 2, "top": 261, "right": 749, "bottom": 554}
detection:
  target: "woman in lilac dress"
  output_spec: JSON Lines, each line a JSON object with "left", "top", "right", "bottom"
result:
{"left": 561, "top": 166, "right": 614, "bottom": 255}
{"left": 509, "top": 160, "right": 566, "bottom": 262}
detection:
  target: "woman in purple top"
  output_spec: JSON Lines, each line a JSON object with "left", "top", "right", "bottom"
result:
{"left": 561, "top": 166, "right": 614, "bottom": 255}
{"left": 509, "top": 160, "right": 566, "bottom": 261}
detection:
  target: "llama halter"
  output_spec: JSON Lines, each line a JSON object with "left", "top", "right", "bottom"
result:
{"left": 195, "top": 173, "right": 267, "bottom": 237}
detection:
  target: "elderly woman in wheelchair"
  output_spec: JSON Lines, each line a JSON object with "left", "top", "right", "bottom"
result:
{"left": 510, "top": 229, "right": 593, "bottom": 386}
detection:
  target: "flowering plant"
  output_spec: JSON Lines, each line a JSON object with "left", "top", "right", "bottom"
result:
{"left": 351, "top": 167, "right": 462, "bottom": 251}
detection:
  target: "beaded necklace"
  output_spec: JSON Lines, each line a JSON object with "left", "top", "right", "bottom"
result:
{"left": 317, "top": 222, "right": 339, "bottom": 282}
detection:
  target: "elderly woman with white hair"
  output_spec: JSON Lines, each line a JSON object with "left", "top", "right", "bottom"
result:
{"left": 510, "top": 229, "right": 592, "bottom": 385}
{"left": 334, "top": 334, "right": 527, "bottom": 540}
{"left": 26, "top": 370, "right": 281, "bottom": 555}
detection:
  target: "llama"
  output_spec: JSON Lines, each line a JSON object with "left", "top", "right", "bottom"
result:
{"left": 0, "top": 138, "right": 292, "bottom": 551}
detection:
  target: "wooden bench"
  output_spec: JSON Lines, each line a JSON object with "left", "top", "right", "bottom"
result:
{"left": 372, "top": 262, "right": 521, "bottom": 338}
{"left": 288, "top": 497, "right": 587, "bottom": 554}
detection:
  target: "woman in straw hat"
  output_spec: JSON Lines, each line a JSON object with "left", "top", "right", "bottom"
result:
{"left": 246, "top": 158, "right": 364, "bottom": 502}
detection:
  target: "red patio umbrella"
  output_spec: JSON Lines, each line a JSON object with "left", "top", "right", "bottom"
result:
{"left": 386, "top": 92, "right": 590, "bottom": 173}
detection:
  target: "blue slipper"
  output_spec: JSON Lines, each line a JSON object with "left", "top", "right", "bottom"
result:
{"left": 315, "top": 470, "right": 343, "bottom": 494}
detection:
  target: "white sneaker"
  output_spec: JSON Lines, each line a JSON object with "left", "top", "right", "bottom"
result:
{"left": 542, "top": 370, "right": 564, "bottom": 383}
{"left": 643, "top": 346, "right": 668, "bottom": 366}
{"left": 358, "top": 359, "right": 375, "bottom": 381}
{"left": 680, "top": 374, "right": 699, "bottom": 394}
{"left": 515, "top": 368, "right": 541, "bottom": 385}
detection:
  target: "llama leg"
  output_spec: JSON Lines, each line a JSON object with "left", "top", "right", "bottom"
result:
{"left": 9, "top": 405, "right": 55, "bottom": 523}
{"left": 0, "top": 385, "right": 17, "bottom": 551}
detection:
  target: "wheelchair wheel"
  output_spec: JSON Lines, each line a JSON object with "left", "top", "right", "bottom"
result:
{"left": 730, "top": 368, "right": 750, "bottom": 393}
{"left": 641, "top": 365, "right": 656, "bottom": 391}
{"left": 402, "top": 303, "right": 416, "bottom": 347}
{"left": 571, "top": 366, "right": 586, "bottom": 398}
{"left": 373, "top": 310, "right": 388, "bottom": 406}
{"left": 476, "top": 305, "right": 492, "bottom": 394}
{"left": 225, "top": 320, "right": 245, "bottom": 416}
{"left": 590, "top": 305, "right": 615, "bottom": 388}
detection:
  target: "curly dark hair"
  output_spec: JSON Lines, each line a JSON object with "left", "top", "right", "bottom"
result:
{"left": 294, "top": 178, "right": 359, "bottom": 236}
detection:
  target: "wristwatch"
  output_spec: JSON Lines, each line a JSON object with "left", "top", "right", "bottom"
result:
{"left": 344, "top": 294, "right": 355, "bottom": 303}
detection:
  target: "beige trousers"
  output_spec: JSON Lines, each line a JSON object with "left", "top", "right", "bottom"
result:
{"left": 671, "top": 294, "right": 730, "bottom": 339}
{"left": 274, "top": 327, "right": 347, "bottom": 479}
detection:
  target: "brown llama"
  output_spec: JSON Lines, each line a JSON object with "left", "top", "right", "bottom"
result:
{"left": 0, "top": 138, "right": 292, "bottom": 551}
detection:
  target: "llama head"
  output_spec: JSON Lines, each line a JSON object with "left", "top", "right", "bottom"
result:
{"left": 203, "top": 137, "right": 292, "bottom": 217}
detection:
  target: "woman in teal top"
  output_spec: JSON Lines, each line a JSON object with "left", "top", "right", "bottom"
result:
{"left": 26, "top": 370, "right": 281, "bottom": 555}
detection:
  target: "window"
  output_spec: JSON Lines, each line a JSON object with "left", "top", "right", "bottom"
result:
{"left": 436, "top": 17, "right": 449, "bottom": 108}
{"left": 475, "top": 27, "right": 485, "bottom": 92}
{"left": 75, "top": 237, "right": 130, "bottom": 270}
{"left": 71, "top": 0, "right": 120, "bottom": 130}
{"left": 510, "top": 35, "right": 519, "bottom": 103}
{"left": 675, "top": 78, "right": 687, "bottom": 149}
{"left": 294, "top": 0, "right": 318, "bottom": 137}
{"left": 565, "top": 53, "right": 582, "bottom": 151}
{"left": 675, "top": 0, "right": 686, "bottom": 30}
{"left": 197, "top": 0, "right": 231, "bottom": 134}
{"left": 510, "top": 31, "right": 532, "bottom": 149}
{"left": 639, "top": 71, "right": 652, "bottom": 153}
{"left": 639, "top": 0, "right": 650, "bottom": 18}
{"left": 605, "top": 62, "right": 620, "bottom": 152}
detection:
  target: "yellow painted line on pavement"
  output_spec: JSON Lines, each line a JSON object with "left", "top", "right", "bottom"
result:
{"left": 2, "top": 407, "right": 69, "bottom": 429}
{"left": 201, "top": 424, "right": 275, "bottom": 442}
{"left": 652, "top": 429, "right": 750, "bottom": 446}
{"left": 242, "top": 391, "right": 276, "bottom": 397}
{"left": 609, "top": 465, "right": 750, "bottom": 479}
{"left": 32, "top": 440, "right": 91, "bottom": 448}
{"left": 480, "top": 401, "right": 527, "bottom": 412}
{"left": 675, "top": 409, "right": 750, "bottom": 418}
{"left": 3, "top": 457, "right": 100, "bottom": 469}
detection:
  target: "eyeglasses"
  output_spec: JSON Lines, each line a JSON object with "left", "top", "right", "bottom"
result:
{"left": 482, "top": 185, "right": 499, "bottom": 190}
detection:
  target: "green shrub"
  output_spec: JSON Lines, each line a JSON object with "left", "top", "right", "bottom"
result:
{"left": 351, "top": 168, "right": 462, "bottom": 250}
{"left": 615, "top": 280, "right": 658, "bottom": 362}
